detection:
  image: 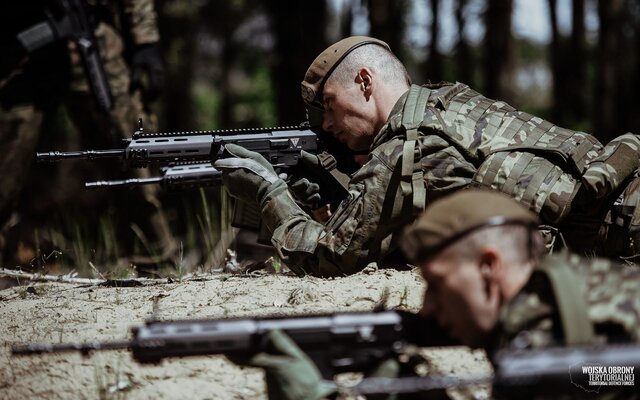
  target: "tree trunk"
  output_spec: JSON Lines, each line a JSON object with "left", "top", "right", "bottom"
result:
{"left": 156, "top": 3, "right": 197, "bottom": 130}
{"left": 595, "top": 0, "right": 624, "bottom": 143}
{"left": 547, "top": 0, "right": 564, "bottom": 125}
{"left": 218, "top": 26, "right": 236, "bottom": 128}
{"left": 567, "top": 0, "right": 586, "bottom": 124}
{"left": 267, "top": 0, "right": 328, "bottom": 125}
{"left": 483, "top": 0, "right": 514, "bottom": 101}
{"left": 425, "top": 0, "right": 443, "bottom": 82}
{"left": 547, "top": 0, "right": 567, "bottom": 124}
{"left": 613, "top": 1, "right": 638, "bottom": 137}
{"left": 454, "top": 0, "right": 473, "bottom": 86}
{"left": 368, "top": 0, "right": 406, "bottom": 58}
{"left": 632, "top": 4, "right": 640, "bottom": 133}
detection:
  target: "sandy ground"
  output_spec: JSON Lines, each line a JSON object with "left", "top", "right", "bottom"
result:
{"left": 0, "top": 267, "right": 491, "bottom": 399}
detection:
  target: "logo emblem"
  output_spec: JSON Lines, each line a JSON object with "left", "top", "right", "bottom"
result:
{"left": 301, "top": 83, "right": 315, "bottom": 103}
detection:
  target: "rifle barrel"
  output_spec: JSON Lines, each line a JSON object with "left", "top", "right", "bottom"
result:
{"left": 12, "top": 340, "right": 131, "bottom": 356}
{"left": 36, "top": 149, "right": 125, "bottom": 162}
{"left": 347, "top": 375, "right": 490, "bottom": 396}
{"left": 85, "top": 177, "right": 163, "bottom": 188}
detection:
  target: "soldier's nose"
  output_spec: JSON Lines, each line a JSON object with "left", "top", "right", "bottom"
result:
{"left": 322, "top": 114, "right": 334, "bottom": 133}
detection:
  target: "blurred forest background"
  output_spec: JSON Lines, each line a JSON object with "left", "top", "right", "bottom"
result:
{"left": 8, "top": 0, "right": 640, "bottom": 276}
{"left": 157, "top": 0, "right": 640, "bottom": 143}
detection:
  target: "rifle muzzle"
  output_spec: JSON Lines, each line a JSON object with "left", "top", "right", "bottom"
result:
{"left": 12, "top": 340, "right": 130, "bottom": 356}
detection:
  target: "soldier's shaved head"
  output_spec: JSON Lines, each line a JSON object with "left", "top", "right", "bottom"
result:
{"left": 326, "top": 44, "right": 411, "bottom": 90}
{"left": 443, "top": 224, "right": 545, "bottom": 267}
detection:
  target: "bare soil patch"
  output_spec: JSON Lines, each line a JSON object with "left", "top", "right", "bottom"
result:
{"left": 0, "top": 268, "right": 490, "bottom": 399}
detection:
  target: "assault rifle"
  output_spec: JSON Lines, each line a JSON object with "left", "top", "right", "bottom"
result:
{"left": 16, "top": 0, "right": 112, "bottom": 111}
{"left": 37, "top": 120, "right": 351, "bottom": 206}
{"left": 349, "top": 343, "right": 640, "bottom": 397}
{"left": 36, "top": 121, "right": 355, "bottom": 241}
{"left": 85, "top": 163, "right": 221, "bottom": 191}
{"left": 37, "top": 121, "right": 316, "bottom": 166}
{"left": 81, "top": 163, "right": 271, "bottom": 234}
{"left": 12, "top": 310, "right": 443, "bottom": 379}
{"left": 12, "top": 311, "right": 639, "bottom": 396}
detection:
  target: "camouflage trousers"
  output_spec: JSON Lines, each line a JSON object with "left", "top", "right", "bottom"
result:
{"left": 0, "top": 23, "right": 174, "bottom": 265}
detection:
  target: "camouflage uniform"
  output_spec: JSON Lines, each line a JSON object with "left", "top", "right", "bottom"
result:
{"left": 270, "top": 83, "right": 640, "bottom": 276}
{"left": 0, "top": 0, "right": 173, "bottom": 261}
{"left": 491, "top": 252, "right": 640, "bottom": 352}
{"left": 478, "top": 252, "right": 639, "bottom": 399}
{"left": 377, "top": 253, "right": 640, "bottom": 399}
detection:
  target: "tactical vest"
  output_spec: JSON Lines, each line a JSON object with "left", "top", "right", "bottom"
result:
{"left": 398, "top": 83, "right": 640, "bottom": 224}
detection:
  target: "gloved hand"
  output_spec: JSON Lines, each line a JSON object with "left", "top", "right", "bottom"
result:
{"left": 290, "top": 177, "right": 321, "bottom": 208}
{"left": 214, "top": 144, "right": 287, "bottom": 205}
{"left": 247, "top": 330, "right": 336, "bottom": 400}
{"left": 130, "top": 43, "right": 164, "bottom": 101}
{"left": 290, "top": 151, "right": 323, "bottom": 208}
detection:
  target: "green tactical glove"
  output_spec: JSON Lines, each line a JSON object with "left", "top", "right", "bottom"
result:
{"left": 214, "top": 144, "right": 287, "bottom": 205}
{"left": 290, "top": 151, "right": 323, "bottom": 208}
{"left": 299, "top": 150, "right": 323, "bottom": 170}
{"left": 215, "top": 144, "right": 309, "bottom": 234}
{"left": 248, "top": 330, "right": 336, "bottom": 400}
{"left": 290, "top": 178, "right": 321, "bottom": 208}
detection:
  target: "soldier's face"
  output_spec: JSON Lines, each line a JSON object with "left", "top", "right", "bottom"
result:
{"left": 321, "top": 79, "right": 378, "bottom": 152}
{"left": 418, "top": 248, "right": 502, "bottom": 348}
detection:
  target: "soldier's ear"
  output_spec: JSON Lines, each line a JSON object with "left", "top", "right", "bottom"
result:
{"left": 478, "top": 248, "right": 502, "bottom": 293}
{"left": 479, "top": 249, "right": 499, "bottom": 276}
{"left": 476, "top": 249, "right": 501, "bottom": 316}
{"left": 356, "top": 68, "right": 373, "bottom": 96}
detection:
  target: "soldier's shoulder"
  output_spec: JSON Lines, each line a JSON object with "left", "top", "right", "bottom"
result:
{"left": 365, "top": 137, "right": 405, "bottom": 172}
{"left": 493, "top": 268, "right": 562, "bottom": 352}
{"left": 582, "top": 256, "right": 640, "bottom": 341}
{"left": 543, "top": 253, "right": 640, "bottom": 341}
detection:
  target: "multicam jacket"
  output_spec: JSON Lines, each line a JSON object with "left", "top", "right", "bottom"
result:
{"left": 273, "top": 83, "right": 640, "bottom": 277}
{"left": 475, "top": 253, "right": 638, "bottom": 399}
{"left": 491, "top": 253, "right": 640, "bottom": 352}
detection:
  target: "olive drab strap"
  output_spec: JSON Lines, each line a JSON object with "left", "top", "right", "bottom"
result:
{"left": 316, "top": 152, "right": 350, "bottom": 191}
{"left": 399, "top": 85, "right": 430, "bottom": 215}
{"left": 361, "top": 86, "right": 431, "bottom": 266}
{"left": 537, "top": 256, "right": 596, "bottom": 345}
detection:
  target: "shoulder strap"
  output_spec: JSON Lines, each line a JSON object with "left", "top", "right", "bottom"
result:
{"left": 537, "top": 255, "right": 596, "bottom": 345}
{"left": 364, "top": 86, "right": 431, "bottom": 264}
{"left": 399, "top": 85, "right": 430, "bottom": 214}
{"left": 401, "top": 85, "right": 431, "bottom": 132}
{"left": 316, "top": 152, "right": 350, "bottom": 190}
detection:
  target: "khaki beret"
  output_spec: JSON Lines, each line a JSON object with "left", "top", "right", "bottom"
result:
{"left": 401, "top": 190, "right": 540, "bottom": 263}
{"left": 301, "top": 36, "right": 390, "bottom": 109}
